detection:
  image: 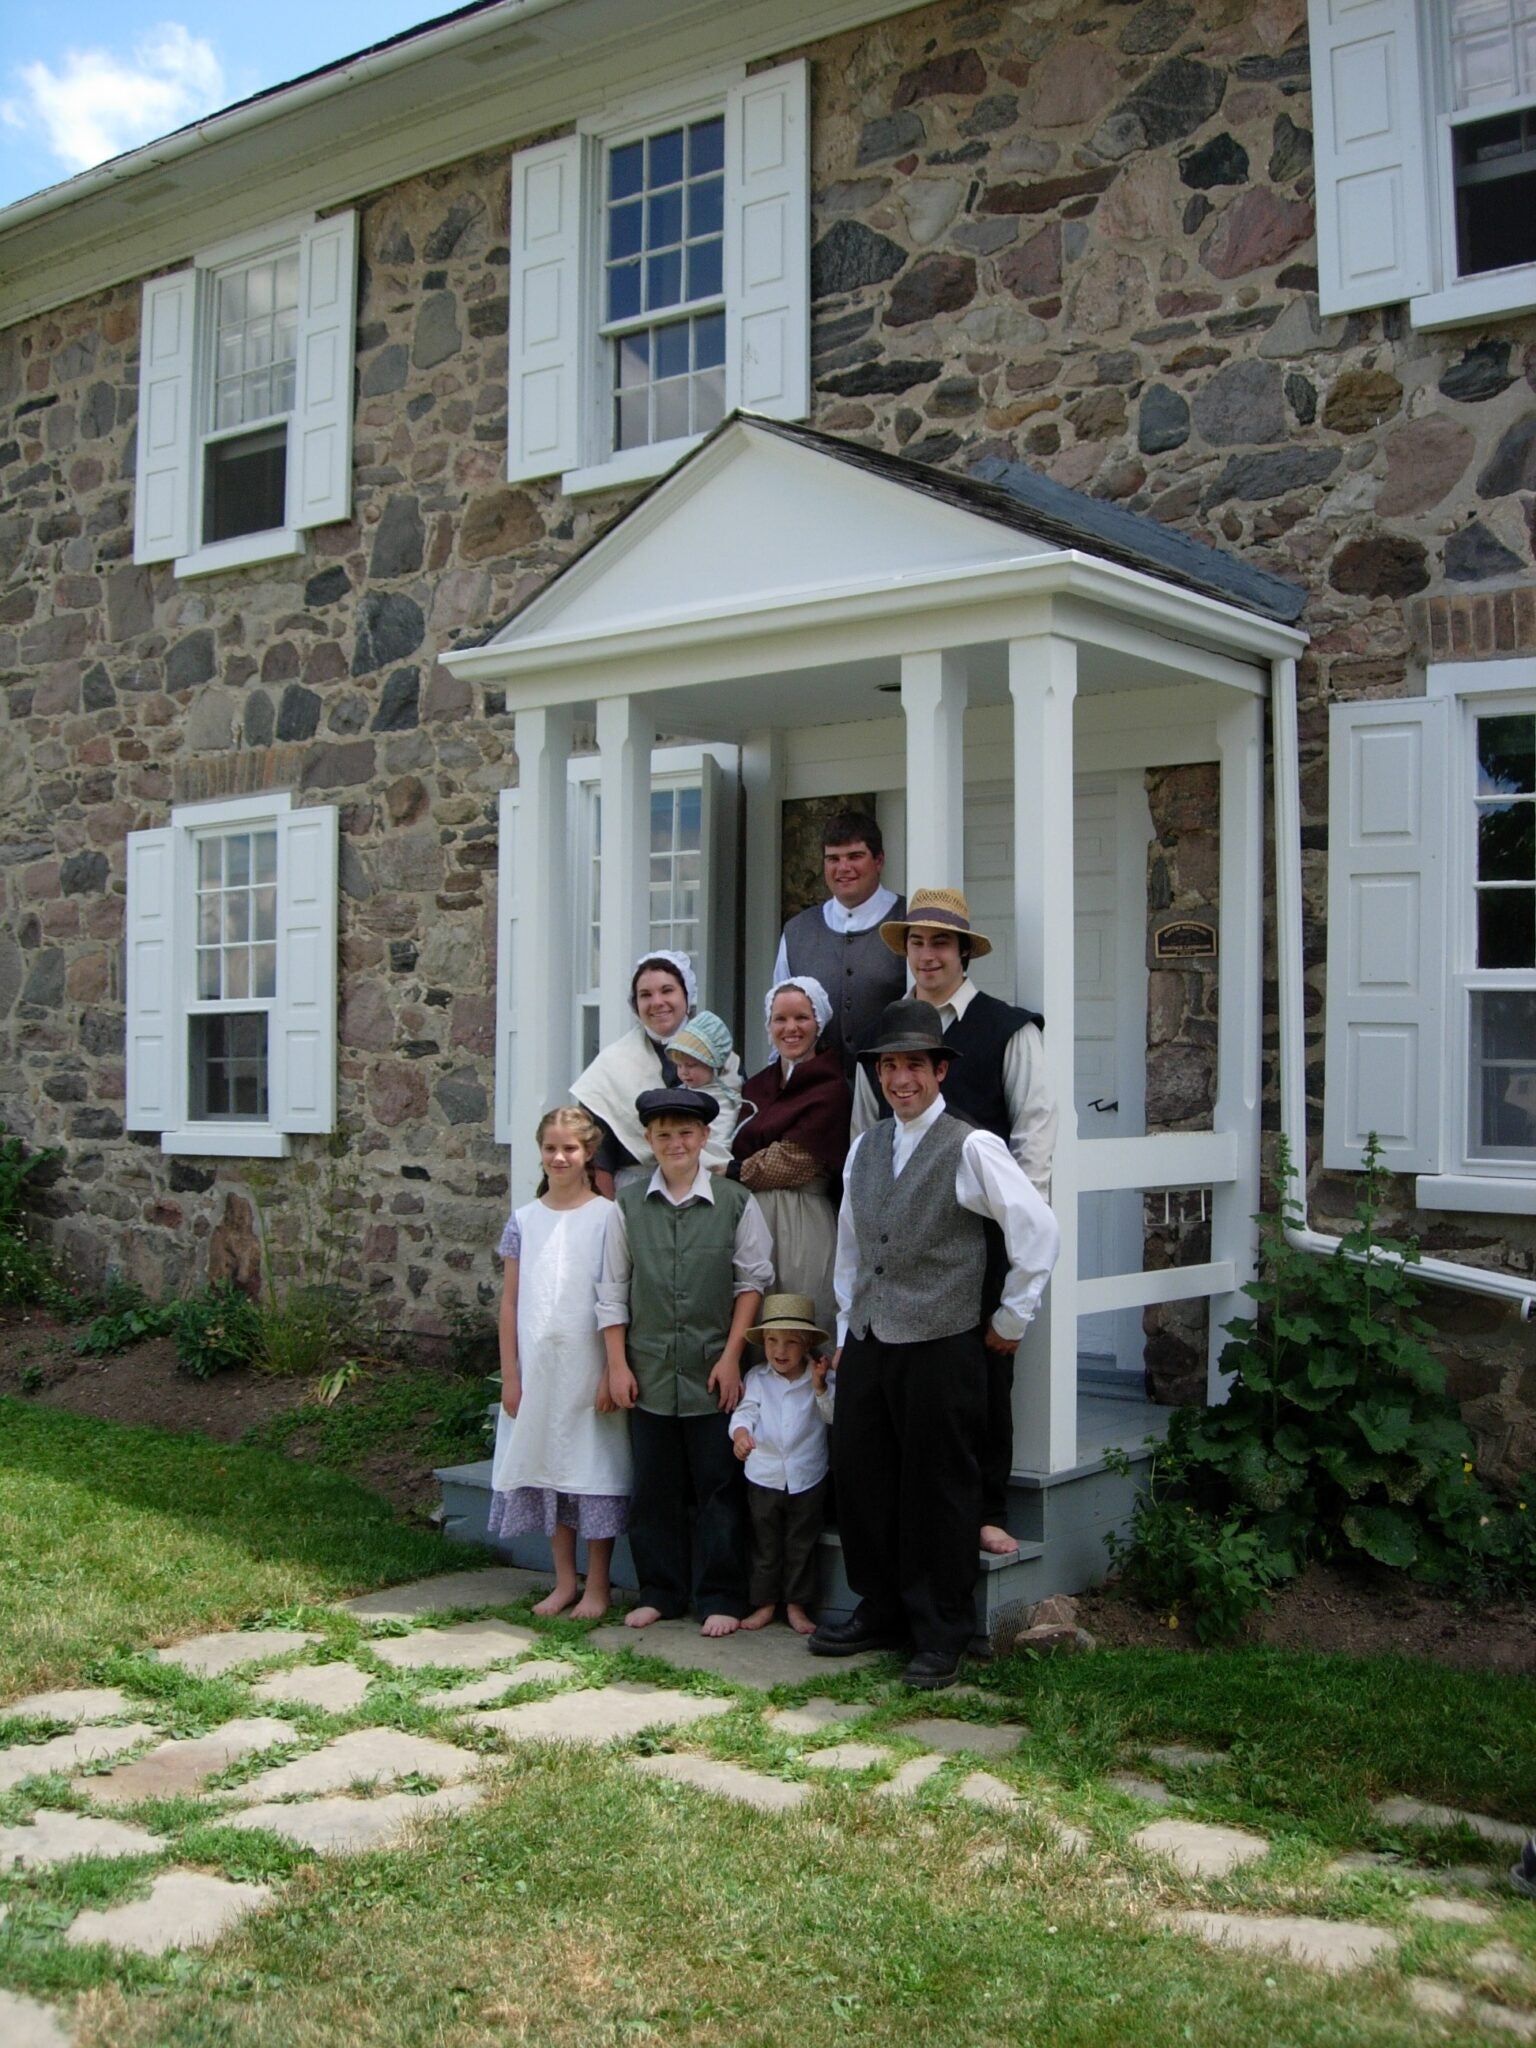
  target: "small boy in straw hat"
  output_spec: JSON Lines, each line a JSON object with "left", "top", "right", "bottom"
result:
{"left": 731, "top": 1293, "right": 836, "bottom": 1634}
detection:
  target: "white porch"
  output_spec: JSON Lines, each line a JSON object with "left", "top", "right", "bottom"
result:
{"left": 444, "top": 417, "right": 1307, "bottom": 1512}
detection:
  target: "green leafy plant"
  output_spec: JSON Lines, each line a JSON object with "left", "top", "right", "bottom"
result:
{"left": 1105, "top": 1444, "right": 1294, "bottom": 1644}
{"left": 171, "top": 1282, "right": 263, "bottom": 1380}
{"left": 0, "top": 1123, "right": 64, "bottom": 1307}
{"left": 75, "top": 1281, "right": 178, "bottom": 1356}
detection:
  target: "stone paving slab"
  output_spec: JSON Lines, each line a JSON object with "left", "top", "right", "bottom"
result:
{"left": 0, "top": 1724, "right": 159, "bottom": 1792}
{"left": 154, "top": 1629, "right": 320, "bottom": 1678}
{"left": 1409, "top": 1895, "right": 1495, "bottom": 1926}
{"left": 239, "top": 1727, "right": 482, "bottom": 1801}
{"left": 1134, "top": 1819, "right": 1270, "bottom": 1879}
{"left": 65, "top": 1869, "right": 273, "bottom": 1956}
{"left": 1161, "top": 1909, "right": 1398, "bottom": 1974}
{"left": 894, "top": 1717, "right": 1023, "bottom": 1760}
{"left": 765, "top": 1699, "right": 869, "bottom": 1736}
{"left": 628, "top": 1752, "right": 812, "bottom": 1813}
{"left": 0, "top": 1810, "right": 166, "bottom": 1870}
{"left": 0, "top": 1988, "right": 72, "bottom": 2048}
{"left": 468, "top": 1683, "right": 733, "bottom": 1746}
{"left": 1146, "top": 1744, "right": 1229, "bottom": 1771}
{"left": 75, "top": 1718, "right": 295, "bottom": 1807}
{"left": 226, "top": 1783, "right": 486, "bottom": 1854}
{"left": 958, "top": 1771, "right": 1021, "bottom": 1812}
{"left": 2, "top": 1687, "right": 133, "bottom": 1724}
{"left": 803, "top": 1741, "right": 891, "bottom": 1772}
{"left": 1107, "top": 1772, "right": 1174, "bottom": 1806}
{"left": 422, "top": 1674, "right": 528, "bottom": 1711}
{"left": 589, "top": 1618, "right": 881, "bottom": 1685}
{"left": 1050, "top": 1820, "right": 1092, "bottom": 1857}
{"left": 1373, "top": 1797, "right": 1529, "bottom": 1846}
{"left": 1474, "top": 1944, "right": 1534, "bottom": 1981}
{"left": 251, "top": 1664, "right": 374, "bottom": 1713}
{"left": 338, "top": 1569, "right": 549, "bottom": 1620}
{"left": 874, "top": 1754, "right": 947, "bottom": 1800}
{"left": 368, "top": 1621, "right": 537, "bottom": 1671}
{"left": 1328, "top": 1851, "right": 1495, "bottom": 1889}
{"left": 502, "top": 1660, "right": 580, "bottom": 1687}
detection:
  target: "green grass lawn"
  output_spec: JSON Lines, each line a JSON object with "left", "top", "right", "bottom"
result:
{"left": 3, "top": 1403, "right": 1534, "bottom": 2047}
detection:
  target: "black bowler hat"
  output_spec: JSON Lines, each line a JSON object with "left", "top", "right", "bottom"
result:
{"left": 858, "top": 998, "right": 959, "bottom": 1063}
{"left": 635, "top": 1085, "right": 719, "bottom": 1126}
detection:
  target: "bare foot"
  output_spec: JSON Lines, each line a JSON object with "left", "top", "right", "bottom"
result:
{"left": 700, "top": 1613, "right": 740, "bottom": 1637}
{"left": 569, "top": 1590, "right": 609, "bottom": 1620}
{"left": 979, "top": 1524, "right": 1019, "bottom": 1557}
{"left": 786, "top": 1603, "right": 816, "bottom": 1636}
{"left": 625, "top": 1604, "right": 665, "bottom": 1629}
{"left": 533, "top": 1583, "right": 580, "bottom": 1616}
{"left": 739, "top": 1604, "right": 776, "bottom": 1632}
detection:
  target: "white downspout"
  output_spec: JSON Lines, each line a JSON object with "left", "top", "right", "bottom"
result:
{"left": 1271, "top": 655, "right": 1536, "bottom": 1321}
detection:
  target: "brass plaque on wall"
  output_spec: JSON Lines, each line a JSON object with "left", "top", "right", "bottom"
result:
{"left": 1152, "top": 917, "right": 1217, "bottom": 961}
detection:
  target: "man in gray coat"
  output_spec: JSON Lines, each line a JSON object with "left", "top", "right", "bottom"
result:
{"left": 772, "top": 809, "right": 906, "bottom": 1075}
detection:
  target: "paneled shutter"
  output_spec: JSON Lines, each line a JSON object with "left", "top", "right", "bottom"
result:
{"left": 290, "top": 210, "right": 358, "bottom": 530}
{"left": 133, "top": 269, "right": 197, "bottom": 564}
{"left": 494, "top": 785, "right": 520, "bottom": 1142}
{"left": 272, "top": 805, "right": 338, "bottom": 1134}
{"left": 724, "top": 60, "right": 809, "bottom": 422}
{"left": 124, "top": 827, "right": 181, "bottom": 1129}
{"left": 1323, "top": 698, "right": 1450, "bottom": 1172}
{"left": 508, "top": 134, "right": 585, "bottom": 481}
{"left": 1309, "top": 0, "right": 1432, "bottom": 314}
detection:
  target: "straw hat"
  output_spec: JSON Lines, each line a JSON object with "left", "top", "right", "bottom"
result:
{"left": 879, "top": 885, "right": 993, "bottom": 959}
{"left": 746, "top": 1292, "right": 831, "bottom": 1347}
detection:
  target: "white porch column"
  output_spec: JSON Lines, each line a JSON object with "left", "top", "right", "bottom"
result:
{"left": 597, "top": 695, "right": 654, "bottom": 1049}
{"left": 900, "top": 649, "right": 968, "bottom": 890}
{"left": 1009, "top": 634, "right": 1079, "bottom": 1476}
{"left": 741, "top": 727, "right": 785, "bottom": 1066}
{"left": 510, "top": 709, "right": 575, "bottom": 1191}
{"left": 1207, "top": 689, "right": 1265, "bottom": 1394}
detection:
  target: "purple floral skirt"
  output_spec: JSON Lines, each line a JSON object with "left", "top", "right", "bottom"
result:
{"left": 487, "top": 1486, "right": 629, "bottom": 1541}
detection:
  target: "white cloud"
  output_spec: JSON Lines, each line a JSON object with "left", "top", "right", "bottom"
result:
{"left": 2, "top": 23, "right": 226, "bottom": 176}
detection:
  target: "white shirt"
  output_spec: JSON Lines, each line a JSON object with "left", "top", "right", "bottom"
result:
{"left": 833, "top": 1095, "right": 1061, "bottom": 1348}
{"left": 595, "top": 1165, "right": 775, "bottom": 1328}
{"left": 730, "top": 1361, "right": 835, "bottom": 1494}
{"left": 771, "top": 883, "right": 901, "bottom": 987}
{"left": 851, "top": 977, "right": 1057, "bottom": 1197}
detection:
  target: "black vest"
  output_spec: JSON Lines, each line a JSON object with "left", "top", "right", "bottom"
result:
{"left": 876, "top": 988, "right": 1044, "bottom": 1142}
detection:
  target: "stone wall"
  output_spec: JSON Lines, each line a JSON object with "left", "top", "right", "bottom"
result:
{"left": 2, "top": 0, "right": 1534, "bottom": 1425}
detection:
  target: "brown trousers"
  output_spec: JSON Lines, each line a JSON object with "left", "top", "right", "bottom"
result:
{"left": 746, "top": 1475, "right": 828, "bottom": 1609}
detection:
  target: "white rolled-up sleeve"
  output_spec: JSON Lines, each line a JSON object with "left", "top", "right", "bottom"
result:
{"left": 733, "top": 1191, "right": 776, "bottom": 1296}
{"left": 832, "top": 1131, "right": 866, "bottom": 1347}
{"left": 955, "top": 1129, "right": 1061, "bottom": 1341}
{"left": 1002, "top": 1021, "right": 1057, "bottom": 1199}
{"left": 595, "top": 1202, "right": 633, "bottom": 1329}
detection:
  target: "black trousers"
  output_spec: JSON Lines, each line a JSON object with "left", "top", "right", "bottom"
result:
{"left": 628, "top": 1407, "right": 749, "bottom": 1620}
{"left": 832, "top": 1328, "right": 986, "bottom": 1658}
{"left": 746, "top": 1475, "right": 828, "bottom": 1608}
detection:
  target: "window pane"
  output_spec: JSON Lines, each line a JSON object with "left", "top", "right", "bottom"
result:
{"left": 253, "top": 884, "right": 277, "bottom": 942}
{"left": 1470, "top": 989, "right": 1536, "bottom": 1155}
{"left": 609, "top": 139, "right": 644, "bottom": 200}
{"left": 651, "top": 789, "right": 675, "bottom": 852}
{"left": 617, "top": 333, "right": 649, "bottom": 389}
{"left": 687, "top": 237, "right": 723, "bottom": 302}
{"left": 646, "top": 249, "right": 682, "bottom": 310}
{"left": 1478, "top": 888, "right": 1536, "bottom": 966}
{"left": 225, "top": 948, "right": 250, "bottom": 999}
{"left": 694, "top": 311, "right": 726, "bottom": 368}
{"left": 688, "top": 117, "right": 724, "bottom": 175}
{"left": 204, "top": 424, "right": 287, "bottom": 544}
{"left": 197, "top": 949, "right": 221, "bottom": 999}
{"left": 678, "top": 785, "right": 701, "bottom": 842}
{"left": 647, "top": 187, "right": 683, "bottom": 249}
{"left": 694, "top": 366, "right": 726, "bottom": 433}
{"left": 648, "top": 127, "right": 684, "bottom": 186}
{"left": 654, "top": 377, "right": 690, "bottom": 441}
{"left": 616, "top": 388, "right": 649, "bottom": 450}
{"left": 656, "top": 320, "right": 690, "bottom": 381}
{"left": 688, "top": 175, "right": 723, "bottom": 240}
{"left": 609, "top": 199, "right": 643, "bottom": 261}
{"left": 1478, "top": 714, "right": 1536, "bottom": 795}
{"left": 226, "top": 834, "right": 250, "bottom": 886}
{"left": 607, "top": 260, "right": 642, "bottom": 324}
{"left": 253, "top": 830, "right": 276, "bottom": 884}
{"left": 1478, "top": 802, "right": 1535, "bottom": 880}
{"left": 252, "top": 944, "right": 277, "bottom": 1000}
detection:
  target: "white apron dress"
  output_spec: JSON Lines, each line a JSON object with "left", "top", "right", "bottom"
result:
{"left": 491, "top": 1198, "right": 632, "bottom": 1508}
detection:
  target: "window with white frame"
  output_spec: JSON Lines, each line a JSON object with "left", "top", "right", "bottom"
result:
{"left": 1324, "top": 663, "right": 1536, "bottom": 1213}
{"left": 506, "top": 62, "right": 808, "bottom": 495}
{"left": 134, "top": 211, "right": 357, "bottom": 578}
{"left": 1310, "top": 0, "right": 1536, "bottom": 326}
{"left": 125, "top": 794, "right": 339, "bottom": 1157}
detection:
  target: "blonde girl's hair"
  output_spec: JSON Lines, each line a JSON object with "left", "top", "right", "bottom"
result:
{"left": 534, "top": 1105, "right": 603, "bottom": 1195}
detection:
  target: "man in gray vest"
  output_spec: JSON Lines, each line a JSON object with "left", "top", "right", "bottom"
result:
{"left": 810, "top": 1000, "right": 1060, "bottom": 1689}
{"left": 772, "top": 810, "right": 907, "bottom": 1075}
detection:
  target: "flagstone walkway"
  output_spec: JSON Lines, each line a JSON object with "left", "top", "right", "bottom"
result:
{"left": 2, "top": 1563, "right": 1533, "bottom": 2044}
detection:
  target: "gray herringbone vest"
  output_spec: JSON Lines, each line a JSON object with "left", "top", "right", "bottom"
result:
{"left": 847, "top": 1114, "right": 986, "bottom": 1343}
{"left": 781, "top": 898, "right": 907, "bottom": 1068}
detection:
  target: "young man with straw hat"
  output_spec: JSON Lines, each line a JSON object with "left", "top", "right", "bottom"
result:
{"left": 812, "top": 999, "right": 1060, "bottom": 1690}
{"left": 852, "top": 887, "right": 1057, "bottom": 1557}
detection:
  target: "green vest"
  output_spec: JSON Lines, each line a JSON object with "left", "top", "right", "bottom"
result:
{"left": 618, "top": 1175, "right": 752, "bottom": 1417}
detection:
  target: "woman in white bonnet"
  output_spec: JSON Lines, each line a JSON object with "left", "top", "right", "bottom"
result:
{"left": 570, "top": 949, "right": 742, "bottom": 1194}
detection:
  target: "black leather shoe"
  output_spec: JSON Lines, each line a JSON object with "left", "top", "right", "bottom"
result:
{"left": 808, "top": 1615, "right": 909, "bottom": 1657}
{"left": 902, "top": 1647, "right": 962, "bottom": 1690}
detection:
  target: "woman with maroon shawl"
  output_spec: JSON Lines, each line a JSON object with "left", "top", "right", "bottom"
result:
{"left": 730, "top": 975, "right": 850, "bottom": 1339}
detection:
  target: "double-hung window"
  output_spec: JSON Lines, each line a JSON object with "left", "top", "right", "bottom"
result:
{"left": 125, "top": 794, "right": 339, "bottom": 1157}
{"left": 1325, "top": 663, "right": 1536, "bottom": 1213}
{"left": 134, "top": 211, "right": 358, "bottom": 577}
{"left": 1310, "top": 0, "right": 1536, "bottom": 326}
{"left": 506, "top": 63, "right": 808, "bottom": 495}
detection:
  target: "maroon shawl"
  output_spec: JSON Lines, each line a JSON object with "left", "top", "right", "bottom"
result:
{"left": 733, "top": 1047, "right": 851, "bottom": 1176}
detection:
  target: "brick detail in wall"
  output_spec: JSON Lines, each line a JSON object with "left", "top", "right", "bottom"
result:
{"left": 1408, "top": 588, "right": 1536, "bottom": 661}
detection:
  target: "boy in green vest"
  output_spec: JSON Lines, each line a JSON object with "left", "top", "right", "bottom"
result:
{"left": 599, "top": 1086, "right": 773, "bottom": 1637}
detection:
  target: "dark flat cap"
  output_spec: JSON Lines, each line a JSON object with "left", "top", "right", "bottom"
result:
{"left": 635, "top": 1085, "right": 719, "bottom": 1126}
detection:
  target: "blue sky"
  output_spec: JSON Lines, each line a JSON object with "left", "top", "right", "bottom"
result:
{"left": 0, "top": 3, "right": 459, "bottom": 210}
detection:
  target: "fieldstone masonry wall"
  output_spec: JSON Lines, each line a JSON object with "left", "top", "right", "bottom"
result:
{"left": 1, "top": 0, "right": 1533, "bottom": 1461}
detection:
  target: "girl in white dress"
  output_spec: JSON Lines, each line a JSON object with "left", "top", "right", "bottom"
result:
{"left": 489, "top": 1106, "right": 632, "bottom": 1619}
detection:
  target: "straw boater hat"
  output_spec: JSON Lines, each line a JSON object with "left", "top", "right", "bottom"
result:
{"left": 746, "top": 1292, "right": 830, "bottom": 1348}
{"left": 858, "top": 997, "right": 960, "bottom": 1064}
{"left": 879, "top": 885, "right": 993, "bottom": 959}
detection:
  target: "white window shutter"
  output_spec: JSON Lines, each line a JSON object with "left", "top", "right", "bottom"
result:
{"left": 124, "top": 826, "right": 182, "bottom": 1129}
{"left": 133, "top": 269, "right": 196, "bottom": 564}
{"left": 1308, "top": 0, "right": 1432, "bottom": 314}
{"left": 494, "top": 785, "right": 520, "bottom": 1143}
{"left": 1323, "top": 698, "right": 1450, "bottom": 1173}
{"left": 725, "top": 60, "right": 809, "bottom": 422}
{"left": 272, "top": 805, "right": 338, "bottom": 1134}
{"left": 508, "top": 134, "right": 585, "bottom": 482}
{"left": 289, "top": 210, "right": 358, "bottom": 530}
